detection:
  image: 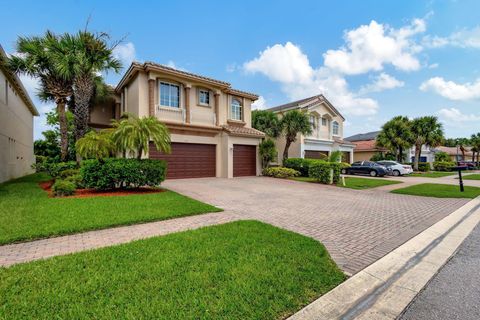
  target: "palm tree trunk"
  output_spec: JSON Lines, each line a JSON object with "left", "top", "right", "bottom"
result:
{"left": 57, "top": 100, "right": 69, "bottom": 161}
{"left": 283, "top": 139, "right": 292, "bottom": 162}
{"left": 414, "top": 144, "right": 422, "bottom": 171}
{"left": 73, "top": 75, "right": 94, "bottom": 142}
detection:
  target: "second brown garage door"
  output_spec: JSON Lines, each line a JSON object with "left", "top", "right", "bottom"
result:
{"left": 149, "top": 142, "right": 216, "bottom": 179}
{"left": 233, "top": 144, "right": 256, "bottom": 177}
{"left": 304, "top": 150, "right": 329, "bottom": 160}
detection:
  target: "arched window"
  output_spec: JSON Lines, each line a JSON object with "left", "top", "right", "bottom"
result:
{"left": 332, "top": 121, "right": 339, "bottom": 135}
{"left": 231, "top": 98, "right": 243, "bottom": 121}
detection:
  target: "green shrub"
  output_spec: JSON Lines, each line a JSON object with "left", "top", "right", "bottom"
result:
{"left": 259, "top": 139, "right": 277, "bottom": 169}
{"left": 308, "top": 161, "right": 341, "bottom": 184}
{"left": 47, "top": 161, "right": 78, "bottom": 177}
{"left": 64, "top": 174, "right": 84, "bottom": 189}
{"left": 58, "top": 168, "right": 80, "bottom": 179}
{"left": 32, "top": 155, "right": 50, "bottom": 172}
{"left": 283, "top": 158, "right": 316, "bottom": 176}
{"left": 434, "top": 151, "right": 450, "bottom": 162}
{"left": 262, "top": 167, "right": 300, "bottom": 178}
{"left": 417, "top": 162, "right": 431, "bottom": 172}
{"left": 52, "top": 179, "right": 76, "bottom": 197}
{"left": 81, "top": 158, "right": 167, "bottom": 190}
{"left": 433, "top": 161, "right": 456, "bottom": 172}
{"left": 370, "top": 152, "right": 396, "bottom": 161}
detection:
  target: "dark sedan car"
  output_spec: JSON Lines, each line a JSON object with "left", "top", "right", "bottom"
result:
{"left": 341, "top": 161, "right": 389, "bottom": 177}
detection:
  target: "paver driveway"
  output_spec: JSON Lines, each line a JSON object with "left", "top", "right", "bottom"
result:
{"left": 164, "top": 177, "right": 468, "bottom": 275}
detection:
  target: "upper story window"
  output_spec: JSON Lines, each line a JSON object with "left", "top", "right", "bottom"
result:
{"left": 159, "top": 82, "right": 180, "bottom": 108}
{"left": 231, "top": 98, "right": 243, "bottom": 121}
{"left": 198, "top": 89, "right": 210, "bottom": 106}
{"left": 321, "top": 117, "right": 327, "bottom": 126}
{"left": 332, "top": 121, "right": 339, "bottom": 135}
{"left": 309, "top": 115, "right": 316, "bottom": 128}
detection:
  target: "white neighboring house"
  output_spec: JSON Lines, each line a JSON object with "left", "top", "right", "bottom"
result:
{"left": 266, "top": 94, "right": 355, "bottom": 164}
{"left": 0, "top": 45, "right": 39, "bottom": 183}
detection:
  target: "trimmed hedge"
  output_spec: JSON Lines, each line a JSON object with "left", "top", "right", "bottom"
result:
{"left": 308, "top": 161, "right": 342, "bottom": 184}
{"left": 283, "top": 158, "right": 316, "bottom": 176}
{"left": 52, "top": 179, "right": 76, "bottom": 197}
{"left": 58, "top": 168, "right": 80, "bottom": 179}
{"left": 81, "top": 158, "right": 167, "bottom": 191}
{"left": 433, "top": 161, "right": 456, "bottom": 172}
{"left": 263, "top": 167, "right": 300, "bottom": 178}
{"left": 47, "top": 162, "right": 78, "bottom": 177}
{"left": 64, "top": 174, "right": 84, "bottom": 189}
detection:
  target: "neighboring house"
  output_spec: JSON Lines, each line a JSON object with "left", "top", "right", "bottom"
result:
{"left": 435, "top": 146, "right": 473, "bottom": 162}
{"left": 266, "top": 94, "right": 354, "bottom": 164}
{"left": 90, "top": 62, "right": 264, "bottom": 179}
{"left": 346, "top": 130, "right": 436, "bottom": 164}
{"left": 0, "top": 45, "right": 39, "bottom": 183}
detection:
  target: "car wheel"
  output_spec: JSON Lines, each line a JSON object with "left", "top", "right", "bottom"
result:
{"left": 393, "top": 170, "right": 400, "bottom": 176}
{"left": 370, "top": 170, "right": 377, "bottom": 177}
{"left": 341, "top": 168, "right": 347, "bottom": 174}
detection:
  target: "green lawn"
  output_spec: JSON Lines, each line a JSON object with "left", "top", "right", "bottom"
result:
{"left": 409, "top": 172, "right": 456, "bottom": 178}
{"left": 463, "top": 174, "right": 480, "bottom": 180}
{"left": 0, "top": 173, "right": 221, "bottom": 245}
{"left": 0, "top": 221, "right": 345, "bottom": 320}
{"left": 291, "top": 176, "right": 402, "bottom": 190}
{"left": 391, "top": 183, "right": 480, "bottom": 198}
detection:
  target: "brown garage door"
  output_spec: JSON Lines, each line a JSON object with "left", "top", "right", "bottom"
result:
{"left": 233, "top": 144, "right": 256, "bottom": 177}
{"left": 149, "top": 142, "right": 216, "bottom": 179}
{"left": 304, "top": 150, "right": 329, "bottom": 160}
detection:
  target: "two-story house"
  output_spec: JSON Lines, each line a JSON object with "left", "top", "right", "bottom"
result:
{"left": 89, "top": 62, "right": 264, "bottom": 179}
{"left": 266, "top": 94, "right": 354, "bottom": 164}
{"left": 0, "top": 44, "right": 38, "bottom": 183}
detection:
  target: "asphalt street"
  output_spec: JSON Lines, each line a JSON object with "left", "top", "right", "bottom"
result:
{"left": 400, "top": 222, "right": 480, "bottom": 320}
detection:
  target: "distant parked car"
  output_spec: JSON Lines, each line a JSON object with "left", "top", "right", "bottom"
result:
{"left": 376, "top": 161, "right": 413, "bottom": 176}
{"left": 458, "top": 161, "right": 477, "bottom": 169}
{"left": 341, "top": 161, "right": 389, "bottom": 177}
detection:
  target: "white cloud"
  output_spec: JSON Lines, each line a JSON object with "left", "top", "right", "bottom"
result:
{"left": 251, "top": 96, "right": 268, "bottom": 110}
{"left": 420, "top": 77, "right": 480, "bottom": 100}
{"left": 244, "top": 42, "right": 314, "bottom": 84}
{"left": 243, "top": 42, "right": 378, "bottom": 115}
{"left": 226, "top": 63, "right": 238, "bottom": 73}
{"left": 323, "top": 19, "right": 425, "bottom": 75}
{"left": 359, "top": 73, "right": 404, "bottom": 94}
{"left": 438, "top": 107, "right": 480, "bottom": 122}
{"left": 113, "top": 42, "right": 136, "bottom": 67}
{"left": 428, "top": 63, "right": 439, "bottom": 69}
{"left": 423, "top": 26, "right": 480, "bottom": 49}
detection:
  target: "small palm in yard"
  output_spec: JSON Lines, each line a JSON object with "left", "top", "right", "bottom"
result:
{"left": 280, "top": 110, "right": 313, "bottom": 161}
{"left": 112, "top": 114, "right": 171, "bottom": 159}
{"left": 76, "top": 130, "right": 116, "bottom": 159}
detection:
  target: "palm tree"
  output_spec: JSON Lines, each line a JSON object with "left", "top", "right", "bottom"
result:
{"left": 53, "top": 31, "right": 121, "bottom": 142}
{"left": 411, "top": 116, "right": 444, "bottom": 171}
{"left": 280, "top": 110, "right": 313, "bottom": 161}
{"left": 470, "top": 133, "right": 480, "bottom": 166}
{"left": 252, "top": 110, "right": 281, "bottom": 138}
{"left": 75, "top": 130, "right": 115, "bottom": 160}
{"left": 6, "top": 31, "right": 73, "bottom": 161}
{"left": 111, "top": 114, "right": 171, "bottom": 159}
{"left": 376, "top": 116, "right": 413, "bottom": 162}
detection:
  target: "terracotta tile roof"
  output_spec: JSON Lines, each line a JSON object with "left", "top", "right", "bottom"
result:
{"left": 435, "top": 146, "right": 473, "bottom": 156}
{"left": 222, "top": 125, "right": 265, "bottom": 138}
{"left": 266, "top": 94, "right": 345, "bottom": 121}
{"left": 333, "top": 137, "right": 355, "bottom": 146}
{"left": 353, "top": 140, "right": 385, "bottom": 152}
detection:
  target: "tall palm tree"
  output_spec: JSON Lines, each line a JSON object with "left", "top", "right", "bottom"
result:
{"left": 53, "top": 31, "right": 121, "bottom": 142}
{"left": 280, "top": 110, "right": 313, "bottom": 161}
{"left": 470, "top": 133, "right": 480, "bottom": 166}
{"left": 411, "top": 116, "right": 444, "bottom": 171}
{"left": 6, "top": 31, "right": 73, "bottom": 161}
{"left": 376, "top": 116, "right": 413, "bottom": 162}
{"left": 111, "top": 114, "right": 171, "bottom": 159}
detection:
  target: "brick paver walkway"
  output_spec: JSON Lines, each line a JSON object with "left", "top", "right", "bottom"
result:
{"left": 0, "top": 177, "right": 469, "bottom": 274}
{"left": 0, "top": 212, "right": 239, "bottom": 267}
{"left": 164, "top": 177, "right": 468, "bottom": 275}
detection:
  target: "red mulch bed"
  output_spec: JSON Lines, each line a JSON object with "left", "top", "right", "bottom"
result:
{"left": 39, "top": 181, "right": 164, "bottom": 198}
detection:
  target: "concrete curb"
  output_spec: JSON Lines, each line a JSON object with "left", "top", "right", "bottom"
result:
{"left": 289, "top": 196, "right": 480, "bottom": 320}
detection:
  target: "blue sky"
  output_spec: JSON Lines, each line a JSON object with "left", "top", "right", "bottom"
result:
{"left": 2, "top": 0, "right": 480, "bottom": 139}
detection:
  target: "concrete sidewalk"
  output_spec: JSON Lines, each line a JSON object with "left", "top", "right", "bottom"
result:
{"left": 289, "top": 196, "right": 480, "bottom": 320}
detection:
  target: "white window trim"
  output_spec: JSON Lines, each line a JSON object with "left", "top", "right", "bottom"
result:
{"left": 158, "top": 81, "right": 181, "bottom": 109}
{"left": 230, "top": 97, "right": 243, "bottom": 121}
{"left": 197, "top": 88, "right": 211, "bottom": 107}
{"left": 332, "top": 121, "right": 340, "bottom": 136}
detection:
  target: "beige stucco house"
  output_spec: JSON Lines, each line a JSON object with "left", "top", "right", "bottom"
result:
{"left": 266, "top": 95, "right": 354, "bottom": 164}
{"left": 0, "top": 45, "right": 38, "bottom": 183}
{"left": 90, "top": 62, "right": 264, "bottom": 179}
